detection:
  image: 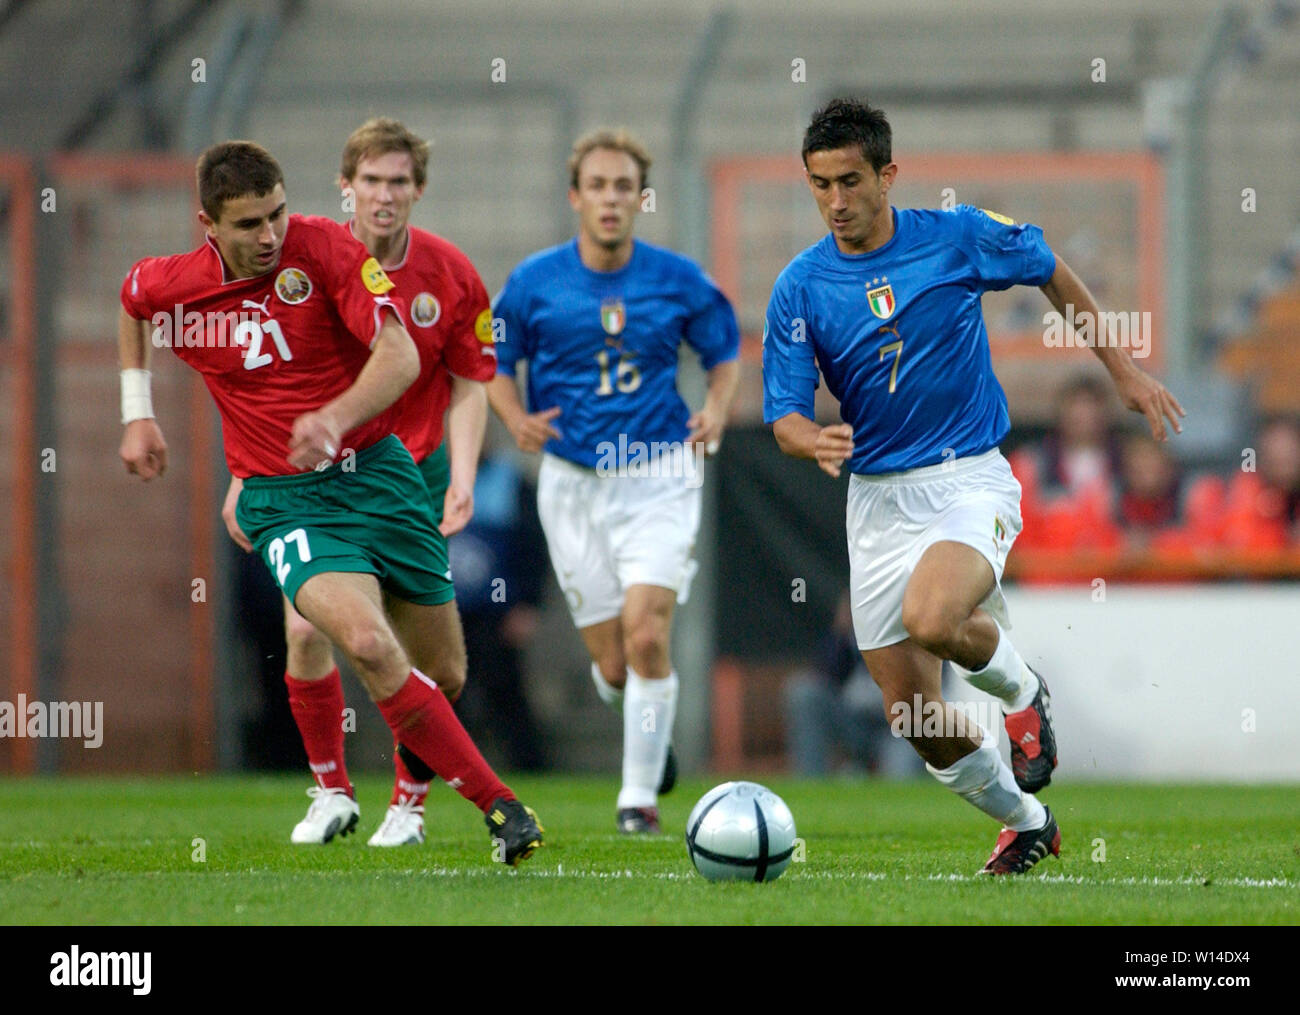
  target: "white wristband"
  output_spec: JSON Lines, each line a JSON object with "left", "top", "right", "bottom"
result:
{"left": 121, "top": 368, "right": 154, "bottom": 424}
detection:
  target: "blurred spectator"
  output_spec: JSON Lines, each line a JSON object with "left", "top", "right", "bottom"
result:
{"left": 1223, "top": 417, "right": 1300, "bottom": 549}
{"left": 1010, "top": 373, "right": 1124, "bottom": 552}
{"left": 1022, "top": 374, "right": 1123, "bottom": 499}
{"left": 447, "top": 438, "right": 552, "bottom": 772}
{"left": 1115, "top": 430, "right": 1183, "bottom": 546}
{"left": 783, "top": 594, "right": 921, "bottom": 778}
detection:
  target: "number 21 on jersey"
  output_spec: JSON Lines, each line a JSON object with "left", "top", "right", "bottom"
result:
{"left": 234, "top": 318, "right": 293, "bottom": 371}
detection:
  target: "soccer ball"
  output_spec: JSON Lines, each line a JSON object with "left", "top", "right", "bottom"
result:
{"left": 684, "top": 781, "right": 797, "bottom": 882}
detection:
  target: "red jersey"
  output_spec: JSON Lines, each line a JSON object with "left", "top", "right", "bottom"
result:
{"left": 338, "top": 221, "right": 497, "bottom": 462}
{"left": 121, "top": 214, "right": 406, "bottom": 477}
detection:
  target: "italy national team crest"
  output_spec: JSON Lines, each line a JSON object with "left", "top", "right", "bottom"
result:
{"left": 866, "top": 283, "right": 895, "bottom": 319}
{"left": 410, "top": 292, "right": 441, "bottom": 328}
{"left": 600, "top": 299, "right": 626, "bottom": 336}
{"left": 275, "top": 267, "right": 312, "bottom": 305}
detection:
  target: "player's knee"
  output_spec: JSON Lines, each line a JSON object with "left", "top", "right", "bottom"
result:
{"left": 432, "top": 660, "right": 466, "bottom": 701}
{"left": 900, "top": 599, "right": 958, "bottom": 655}
{"left": 623, "top": 621, "right": 669, "bottom": 670}
{"left": 338, "top": 623, "right": 403, "bottom": 676}
{"left": 285, "top": 610, "right": 326, "bottom": 654}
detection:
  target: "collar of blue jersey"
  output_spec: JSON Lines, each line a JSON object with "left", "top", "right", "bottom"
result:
{"left": 569, "top": 236, "right": 640, "bottom": 278}
{"left": 825, "top": 206, "right": 902, "bottom": 261}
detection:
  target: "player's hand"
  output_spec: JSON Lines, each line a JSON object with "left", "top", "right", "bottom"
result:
{"left": 120, "top": 419, "right": 169, "bottom": 481}
{"left": 686, "top": 406, "right": 725, "bottom": 456}
{"left": 814, "top": 423, "right": 854, "bottom": 478}
{"left": 287, "top": 410, "right": 343, "bottom": 471}
{"left": 1111, "top": 365, "right": 1186, "bottom": 442}
{"left": 221, "top": 476, "right": 252, "bottom": 552}
{"left": 440, "top": 483, "right": 474, "bottom": 537}
{"left": 511, "top": 406, "right": 562, "bottom": 454}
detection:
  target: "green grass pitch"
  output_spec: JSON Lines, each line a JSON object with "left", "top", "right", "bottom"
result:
{"left": 0, "top": 775, "right": 1294, "bottom": 925}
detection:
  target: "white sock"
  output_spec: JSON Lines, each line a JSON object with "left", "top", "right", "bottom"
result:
{"left": 951, "top": 622, "right": 1039, "bottom": 712}
{"left": 590, "top": 662, "right": 625, "bottom": 712}
{"left": 616, "top": 668, "right": 678, "bottom": 810}
{"left": 926, "top": 731, "right": 1046, "bottom": 832}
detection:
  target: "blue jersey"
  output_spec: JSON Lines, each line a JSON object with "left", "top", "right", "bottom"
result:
{"left": 493, "top": 238, "right": 740, "bottom": 468}
{"left": 762, "top": 205, "right": 1056, "bottom": 475}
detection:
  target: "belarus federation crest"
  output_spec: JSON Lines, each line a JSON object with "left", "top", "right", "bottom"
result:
{"left": 275, "top": 267, "right": 312, "bottom": 305}
{"left": 600, "top": 298, "right": 626, "bottom": 336}
{"left": 866, "top": 283, "right": 895, "bottom": 319}
{"left": 410, "top": 292, "right": 441, "bottom": 328}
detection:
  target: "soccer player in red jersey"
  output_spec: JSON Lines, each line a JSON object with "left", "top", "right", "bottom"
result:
{"left": 221, "top": 119, "right": 501, "bottom": 847}
{"left": 119, "top": 141, "right": 542, "bottom": 864}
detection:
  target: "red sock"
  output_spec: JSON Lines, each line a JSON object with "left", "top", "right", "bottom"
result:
{"left": 376, "top": 669, "right": 512, "bottom": 811}
{"left": 284, "top": 669, "right": 352, "bottom": 794}
{"left": 390, "top": 746, "right": 431, "bottom": 809}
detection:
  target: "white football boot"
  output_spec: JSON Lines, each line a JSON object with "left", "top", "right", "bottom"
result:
{"left": 290, "top": 786, "right": 360, "bottom": 844}
{"left": 367, "top": 795, "right": 425, "bottom": 847}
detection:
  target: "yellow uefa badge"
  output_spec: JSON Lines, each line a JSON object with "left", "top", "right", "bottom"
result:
{"left": 361, "top": 257, "right": 395, "bottom": 295}
{"left": 474, "top": 308, "right": 494, "bottom": 344}
{"left": 980, "top": 208, "right": 1016, "bottom": 226}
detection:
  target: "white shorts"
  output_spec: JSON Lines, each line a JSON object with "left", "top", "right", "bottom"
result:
{"left": 537, "top": 453, "right": 701, "bottom": 629}
{"left": 847, "top": 449, "right": 1023, "bottom": 651}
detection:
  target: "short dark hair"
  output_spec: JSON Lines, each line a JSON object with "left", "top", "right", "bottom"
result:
{"left": 196, "top": 141, "right": 284, "bottom": 221}
{"left": 802, "top": 98, "right": 892, "bottom": 173}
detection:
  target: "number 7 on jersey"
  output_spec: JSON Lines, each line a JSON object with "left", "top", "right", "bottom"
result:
{"left": 879, "top": 337, "right": 903, "bottom": 394}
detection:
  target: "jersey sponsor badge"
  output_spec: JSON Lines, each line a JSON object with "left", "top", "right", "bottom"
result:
{"left": 866, "top": 283, "right": 895, "bottom": 319}
{"left": 275, "top": 267, "right": 312, "bottom": 305}
{"left": 980, "top": 208, "right": 1016, "bottom": 226}
{"left": 600, "top": 298, "right": 626, "bottom": 336}
{"left": 410, "top": 292, "right": 441, "bottom": 328}
{"left": 474, "top": 308, "right": 494, "bottom": 344}
{"left": 361, "top": 257, "right": 395, "bottom": 295}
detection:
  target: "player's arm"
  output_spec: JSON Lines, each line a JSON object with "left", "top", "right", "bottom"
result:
{"left": 288, "top": 310, "right": 419, "bottom": 470}
{"left": 117, "top": 307, "right": 169, "bottom": 481}
{"left": 764, "top": 277, "right": 848, "bottom": 475}
{"left": 487, "top": 373, "right": 561, "bottom": 455}
{"left": 1039, "top": 256, "right": 1185, "bottom": 441}
{"left": 686, "top": 359, "right": 740, "bottom": 455}
{"left": 772, "top": 412, "right": 854, "bottom": 479}
{"left": 440, "top": 376, "right": 487, "bottom": 536}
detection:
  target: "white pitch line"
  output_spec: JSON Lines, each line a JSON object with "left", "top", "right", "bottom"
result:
{"left": 209, "top": 866, "right": 1293, "bottom": 889}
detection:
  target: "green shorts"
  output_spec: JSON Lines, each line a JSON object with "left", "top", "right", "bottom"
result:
{"left": 417, "top": 442, "right": 450, "bottom": 527}
{"left": 236, "top": 435, "right": 454, "bottom": 608}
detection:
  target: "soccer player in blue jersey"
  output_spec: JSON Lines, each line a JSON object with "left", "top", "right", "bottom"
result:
{"left": 488, "top": 129, "right": 740, "bottom": 834}
{"left": 764, "top": 99, "right": 1184, "bottom": 874}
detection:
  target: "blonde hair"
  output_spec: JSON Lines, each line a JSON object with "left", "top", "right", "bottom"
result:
{"left": 340, "top": 117, "right": 430, "bottom": 188}
{"left": 567, "top": 128, "right": 651, "bottom": 191}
